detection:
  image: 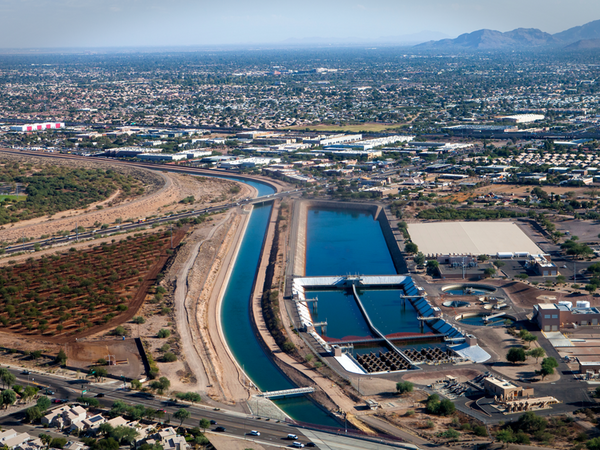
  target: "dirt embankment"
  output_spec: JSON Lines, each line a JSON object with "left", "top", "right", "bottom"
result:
{"left": 0, "top": 152, "right": 253, "bottom": 244}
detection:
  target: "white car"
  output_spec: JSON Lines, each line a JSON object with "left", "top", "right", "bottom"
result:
{"left": 292, "top": 443, "right": 304, "bottom": 448}
{"left": 249, "top": 430, "right": 260, "bottom": 436}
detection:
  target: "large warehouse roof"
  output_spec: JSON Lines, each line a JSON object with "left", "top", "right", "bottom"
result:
{"left": 407, "top": 221, "right": 543, "bottom": 256}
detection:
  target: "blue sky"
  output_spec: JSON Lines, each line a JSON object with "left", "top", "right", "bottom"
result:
{"left": 0, "top": 0, "right": 599, "bottom": 48}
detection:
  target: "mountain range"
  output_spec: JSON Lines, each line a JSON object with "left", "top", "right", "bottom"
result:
{"left": 417, "top": 19, "right": 600, "bottom": 50}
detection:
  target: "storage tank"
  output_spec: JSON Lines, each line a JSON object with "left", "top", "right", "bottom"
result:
{"left": 558, "top": 301, "right": 572, "bottom": 309}
{"left": 576, "top": 301, "right": 591, "bottom": 309}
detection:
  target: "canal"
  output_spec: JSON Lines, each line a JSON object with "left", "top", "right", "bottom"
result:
{"left": 216, "top": 181, "right": 338, "bottom": 426}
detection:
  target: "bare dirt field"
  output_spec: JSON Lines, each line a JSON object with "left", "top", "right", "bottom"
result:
{"left": 402, "top": 368, "right": 483, "bottom": 386}
{"left": 472, "top": 184, "right": 596, "bottom": 198}
{"left": 67, "top": 338, "right": 145, "bottom": 380}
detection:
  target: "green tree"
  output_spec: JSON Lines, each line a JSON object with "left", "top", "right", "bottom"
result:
{"left": 112, "top": 426, "right": 139, "bottom": 445}
{"left": 396, "top": 381, "right": 414, "bottom": 395}
{"left": 2, "top": 389, "right": 16, "bottom": 408}
{"left": 514, "top": 411, "right": 547, "bottom": 433}
{"left": 50, "top": 438, "right": 68, "bottom": 449}
{"left": 36, "top": 396, "right": 51, "bottom": 412}
{"left": 98, "top": 423, "right": 114, "bottom": 437}
{"left": 163, "top": 352, "right": 177, "bottom": 362}
{"left": 506, "top": 347, "right": 527, "bottom": 364}
{"left": 405, "top": 242, "right": 418, "bottom": 254}
{"left": 438, "top": 399, "right": 456, "bottom": 416}
{"left": 426, "top": 260, "right": 439, "bottom": 276}
{"left": 112, "top": 326, "right": 126, "bottom": 337}
{"left": 132, "top": 316, "right": 145, "bottom": 324}
{"left": 539, "top": 357, "right": 558, "bottom": 380}
{"left": 413, "top": 252, "right": 426, "bottom": 266}
{"left": 55, "top": 349, "right": 68, "bottom": 366}
{"left": 157, "top": 329, "right": 171, "bottom": 339}
{"left": 25, "top": 406, "right": 43, "bottom": 423}
{"left": 527, "top": 347, "right": 545, "bottom": 363}
{"left": 522, "top": 333, "right": 538, "bottom": 348}
{"left": 150, "top": 377, "right": 170, "bottom": 394}
{"left": 199, "top": 418, "right": 210, "bottom": 432}
{"left": 440, "top": 429, "right": 460, "bottom": 441}
{"left": 587, "top": 437, "right": 600, "bottom": 450}
{"left": 496, "top": 428, "right": 515, "bottom": 445}
{"left": 0, "top": 368, "right": 16, "bottom": 388}
{"left": 173, "top": 408, "right": 190, "bottom": 428}
{"left": 23, "top": 385, "right": 39, "bottom": 402}
{"left": 77, "top": 397, "right": 100, "bottom": 407}
{"left": 483, "top": 267, "right": 496, "bottom": 278}
{"left": 131, "top": 379, "right": 142, "bottom": 390}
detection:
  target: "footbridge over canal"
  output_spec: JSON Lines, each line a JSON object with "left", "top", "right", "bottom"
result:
{"left": 259, "top": 387, "right": 316, "bottom": 399}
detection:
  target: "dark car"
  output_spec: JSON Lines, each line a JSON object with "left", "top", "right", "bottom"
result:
{"left": 215, "top": 426, "right": 226, "bottom": 432}
{"left": 95, "top": 393, "right": 104, "bottom": 398}
{"left": 210, "top": 420, "right": 217, "bottom": 425}
{"left": 21, "top": 370, "right": 30, "bottom": 375}
{"left": 306, "top": 444, "right": 316, "bottom": 448}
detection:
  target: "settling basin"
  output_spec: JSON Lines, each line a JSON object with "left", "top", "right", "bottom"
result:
{"left": 305, "top": 209, "right": 396, "bottom": 276}
{"left": 442, "top": 284, "right": 496, "bottom": 296}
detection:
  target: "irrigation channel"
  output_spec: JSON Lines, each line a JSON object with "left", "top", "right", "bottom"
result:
{"left": 210, "top": 178, "right": 338, "bottom": 426}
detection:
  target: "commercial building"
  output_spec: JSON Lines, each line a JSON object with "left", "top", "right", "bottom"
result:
{"left": 137, "top": 153, "right": 187, "bottom": 162}
{"left": 500, "top": 114, "right": 545, "bottom": 123}
{"left": 316, "top": 148, "right": 383, "bottom": 159}
{"left": 483, "top": 376, "right": 534, "bottom": 400}
{"left": 102, "top": 147, "right": 162, "bottom": 157}
{"left": 526, "top": 254, "right": 559, "bottom": 277}
{"left": 220, "top": 157, "right": 280, "bottom": 169}
{"left": 533, "top": 301, "right": 600, "bottom": 331}
{"left": 407, "top": 222, "right": 543, "bottom": 257}
{"left": 10, "top": 122, "right": 65, "bottom": 132}
{"left": 324, "top": 135, "right": 413, "bottom": 151}
{"left": 303, "top": 134, "right": 363, "bottom": 146}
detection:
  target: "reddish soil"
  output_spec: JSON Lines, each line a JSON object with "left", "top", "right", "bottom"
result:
{"left": 0, "top": 227, "right": 187, "bottom": 343}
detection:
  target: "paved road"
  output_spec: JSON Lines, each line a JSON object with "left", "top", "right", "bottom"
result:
{"left": 3, "top": 367, "right": 410, "bottom": 449}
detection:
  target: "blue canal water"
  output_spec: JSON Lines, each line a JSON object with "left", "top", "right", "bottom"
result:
{"left": 219, "top": 204, "right": 338, "bottom": 426}
{"left": 309, "top": 290, "right": 375, "bottom": 340}
{"left": 358, "top": 290, "right": 422, "bottom": 336}
{"left": 305, "top": 209, "right": 396, "bottom": 276}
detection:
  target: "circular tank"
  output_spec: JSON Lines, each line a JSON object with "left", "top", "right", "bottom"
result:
{"left": 456, "top": 312, "right": 515, "bottom": 326}
{"left": 442, "top": 300, "right": 470, "bottom": 308}
{"left": 441, "top": 284, "right": 496, "bottom": 296}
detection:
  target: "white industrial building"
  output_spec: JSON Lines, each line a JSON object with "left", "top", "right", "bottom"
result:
{"left": 303, "top": 134, "right": 363, "bottom": 146}
{"left": 220, "top": 157, "right": 281, "bottom": 169}
{"left": 325, "top": 135, "right": 414, "bottom": 150}
{"left": 407, "top": 221, "right": 543, "bottom": 257}
{"left": 10, "top": 122, "right": 65, "bottom": 132}
{"left": 137, "top": 153, "right": 188, "bottom": 161}
{"left": 500, "top": 114, "right": 545, "bottom": 123}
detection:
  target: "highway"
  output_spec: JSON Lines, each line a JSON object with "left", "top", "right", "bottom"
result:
{"left": 2, "top": 189, "right": 301, "bottom": 254}
{"left": 2, "top": 366, "right": 414, "bottom": 449}
{"left": 4, "top": 366, "right": 319, "bottom": 447}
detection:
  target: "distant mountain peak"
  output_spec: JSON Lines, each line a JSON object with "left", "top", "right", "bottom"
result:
{"left": 415, "top": 19, "right": 600, "bottom": 50}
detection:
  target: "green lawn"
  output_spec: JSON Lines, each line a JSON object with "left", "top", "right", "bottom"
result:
{"left": 0, "top": 194, "right": 26, "bottom": 202}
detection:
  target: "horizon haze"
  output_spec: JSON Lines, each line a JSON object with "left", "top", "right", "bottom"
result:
{"left": 0, "top": 0, "right": 599, "bottom": 50}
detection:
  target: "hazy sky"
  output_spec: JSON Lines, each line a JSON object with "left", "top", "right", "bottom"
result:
{"left": 0, "top": 0, "right": 599, "bottom": 49}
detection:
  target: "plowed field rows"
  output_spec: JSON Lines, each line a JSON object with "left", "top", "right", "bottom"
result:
{"left": 0, "top": 229, "right": 185, "bottom": 342}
